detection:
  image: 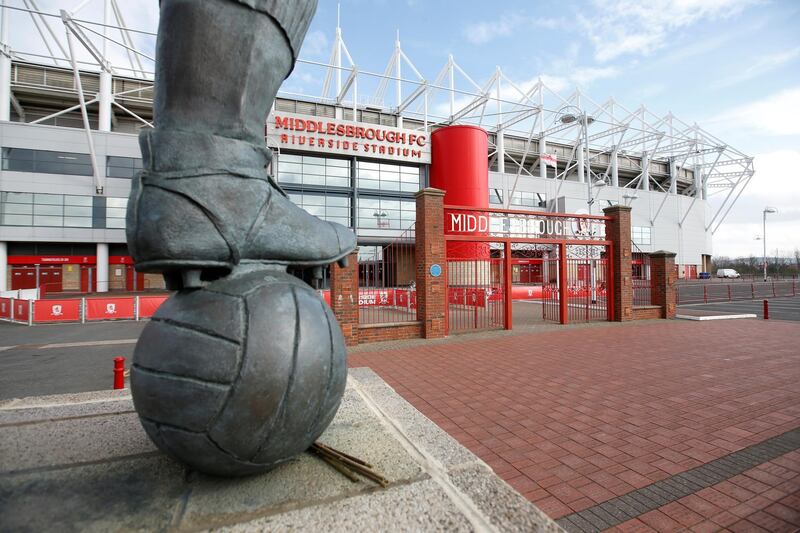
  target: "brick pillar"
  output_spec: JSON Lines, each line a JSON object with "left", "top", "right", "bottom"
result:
{"left": 330, "top": 252, "right": 359, "bottom": 346}
{"left": 650, "top": 251, "right": 677, "bottom": 319}
{"left": 415, "top": 188, "right": 446, "bottom": 338}
{"left": 603, "top": 205, "right": 633, "bottom": 321}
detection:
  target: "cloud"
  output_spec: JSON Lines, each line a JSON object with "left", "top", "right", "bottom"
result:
{"left": 463, "top": 12, "right": 562, "bottom": 45}
{"left": 300, "top": 30, "right": 329, "bottom": 59}
{"left": 711, "top": 47, "right": 800, "bottom": 89}
{"left": 580, "top": 0, "right": 758, "bottom": 62}
{"left": 463, "top": 16, "right": 521, "bottom": 45}
{"left": 708, "top": 87, "right": 800, "bottom": 136}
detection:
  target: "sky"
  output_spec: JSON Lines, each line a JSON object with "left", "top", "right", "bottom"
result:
{"left": 5, "top": 0, "right": 800, "bottom": 259}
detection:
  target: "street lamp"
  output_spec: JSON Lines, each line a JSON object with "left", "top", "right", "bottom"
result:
{"left": 373, "top": 210, "right": 389, "bottom": 229}
{"left": 559, "top": 106, "right": 599, "bottom": 213}
{"left": 622, "top": 192, "right": 638, "bottom": 207}
{"left": 762, "top": 207, "right": 778, "bottom": 281}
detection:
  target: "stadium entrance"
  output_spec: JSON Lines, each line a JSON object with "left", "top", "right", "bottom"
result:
{"left": 444, "top": 205, "right": 613, "bottom": 334}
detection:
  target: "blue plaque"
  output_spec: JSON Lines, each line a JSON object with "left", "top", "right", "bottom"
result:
{"left": 430, "top": 264, "right": 442, "bottom": 277}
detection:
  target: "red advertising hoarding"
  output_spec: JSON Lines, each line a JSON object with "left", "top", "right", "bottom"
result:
{"left": 85, "top": 297, "right": 135, "bottom": 321}
{"left": 138, "top": 296, "right": 168, "bottom": 318}
{"left": 0, "top": 298, "right": 11, "bottom": 319}
{"left": 13, "top": 299, "right": 29, "bottom": 322}
{"left": 33, "top": 299, "right": 81, "bottom": 323}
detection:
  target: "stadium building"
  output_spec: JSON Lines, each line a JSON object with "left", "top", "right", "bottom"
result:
{"left": 0, "top": 4, "right": 754, "bottom": 299}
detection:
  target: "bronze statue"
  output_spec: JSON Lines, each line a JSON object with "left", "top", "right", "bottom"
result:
{"left": 127, "top": 0, "right": 352, "bottom": 476}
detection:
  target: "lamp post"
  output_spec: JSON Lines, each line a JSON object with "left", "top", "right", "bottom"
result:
{"left": 622, "top": 192, "right": 638, "bottom": 207}
{"left": 762, "top": 207, "right": 778, "bottom": 281}
{"left": 558, "top": 106, "right": 597, "bottom": 213}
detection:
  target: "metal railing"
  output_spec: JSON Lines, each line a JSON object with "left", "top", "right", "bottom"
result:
{"left": 632, "top": 253, "right": 652, "bottom": 306}
{"left": 678, "top": 280, "right": 798, "bottom": 304}
{"left": 358, "top": 224, "right": 417, "bottom": 325}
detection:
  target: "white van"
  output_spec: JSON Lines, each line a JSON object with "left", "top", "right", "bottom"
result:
{"left": 716, "top": 268, "right": 741, "bottom": 279}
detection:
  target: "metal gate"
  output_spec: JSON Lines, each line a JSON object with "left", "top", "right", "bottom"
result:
{"left": 542, "top": 253, "right": 561, "bottom": 322}
{"left": 447, "top": 243, "right": 505, "bottom": 334}
{"left": 444, "top": 206, "right": 613, "bottom": 331}
{"left": 566, "top": 250, "right": 609, "bottom": 323}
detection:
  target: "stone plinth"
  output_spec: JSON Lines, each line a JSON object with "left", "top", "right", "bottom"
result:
{"left": 0, "top": 369, "right": 561, "bottom": 532}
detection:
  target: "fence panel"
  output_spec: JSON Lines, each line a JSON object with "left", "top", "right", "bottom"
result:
{"left": 358, "top": 225, "right": 416, "bottom": 325}
{"left": 447, "top": 255, "right": 505, "bottom": 333}
{"left": 0, "top": 298, "right": 10, "bottom": 319}
{"left": 541, "top": 256, "right": 560, "bottom": 323}
{"left": 85, "top": 297, "right": 136, "bottom": 321}
{"left": 33, "top": 299, "right": 82, "bottom": 323}
{"left": 678, "top": 280, "right": 799, "bottom": 304}
{"left": 566, "top": 255, "right": 609, "bottom": 323}
{"left": 632, "top": 254, "right": 651, "bottom": 306}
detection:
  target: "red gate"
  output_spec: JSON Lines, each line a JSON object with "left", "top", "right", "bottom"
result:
{"left": 444, "top": 206, "right": 613, "bottom": 331}
{"left": 447, "top": 247, "right": 505, "bottom": 334}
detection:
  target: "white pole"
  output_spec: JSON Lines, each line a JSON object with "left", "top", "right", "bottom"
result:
{"left": 577, "top": 145, "right": 585, "bottom": 184}
{"left": 539, "top": 137, "right": 548, "bottom": 179}
{"left": 496, "top": 68, "right": 504, "bottom": 175}
{"left": 96, "top": 243, "right": 109, "bottom": 293}
{"left": 611, "top": 148, "right": 619, "bottom": 188}
{"left": 641, "top": 152, "right": 650, "bottom": 191}
{"left": 763, "top": 210, "right": 767, "bottom": 282}
{"left": 669, "top": 158, "right": 677, "bottom": 194}
{"left": 99, "top": 1, "right": 112, "bottom": 132}
{"left": 0, "top": 0, "right": 11, "bottom": 122}
{"left": 64, "top": 19, "right": 103, "bottom": 194}
{"left": 395, "top": 31, "right": 402, "bottom": 128}
{"left": 0, "top": 241, "right": 7, "bottom": 292}
{"left": 448, "top": 55, "right": 454, "bottom": 118}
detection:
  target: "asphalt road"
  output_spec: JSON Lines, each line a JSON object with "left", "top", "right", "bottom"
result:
{"left": 0, "top": 321, "right": 145, "bottom": 400}
{"left": 678, "top": 296, "right": 800, "bottom": 321}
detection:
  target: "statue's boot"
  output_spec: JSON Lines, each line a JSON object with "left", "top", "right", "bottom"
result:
{"left": 126, "top": 0, "right": 356, "bottom": 289}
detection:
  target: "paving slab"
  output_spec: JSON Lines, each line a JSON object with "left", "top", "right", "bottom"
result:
{"left": 0, "top": 370, "right": 560, "bottom": 532}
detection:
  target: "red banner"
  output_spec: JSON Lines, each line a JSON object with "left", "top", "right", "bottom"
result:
{"left": 394, "top": 289, "right": 417, "bottom": 309}
{"left": 13, "top": 299, "right": 29, "bottom": 322}
{"left": 138, "top": 296, "right": 168, "bottom": 318}
{"left": 0, "top": 298, "right": 11, "bottom": 319}
{"left": 511, "top": 285, "right": 544, "bottom": 300}
{"left": 358, "top": 289, "right": 394, "bottom": 307}
{"left": 86, "top": 297, "right": 135, "bottom": 321}
{"left": 33, "top": 299, "right": 81, "bottom": 323}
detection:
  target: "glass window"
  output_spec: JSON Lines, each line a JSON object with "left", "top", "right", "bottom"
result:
{"left": 2, "top": 147, "right": 93, "bottom": 176}
{"left": 356, "top": 161, "right": 419, "bottom": 193}
{"left": 510, "top": 191, "right": 546, "bottom": 208}
{"left": 0, "top": 192, "right": 118, "bottom": 228}
{"left": 632, "top": 226, "right": 652, "bottom": 246}
{"left": 106, "top": 156, "right": 143, "bottom": 178}
{"left": 277, "top": 155, "right": 351, "bottom": 189}
{"left": 489, "top": 189, "right": 504, "bottom": 206}
{"left": 356, "top": 196, "right": 415, "bottom": 230}
{"left": 106, "top": 197, "right": 128, "bottom": 208}
{"left": 289, "top": 192, "right": 351, "bottom": 227}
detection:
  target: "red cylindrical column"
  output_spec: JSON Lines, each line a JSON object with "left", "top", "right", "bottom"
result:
{"left": 430, "top": 125, "right": 490, "bottom": 260}
{"left": 113, "top": 356, "right": 125, "bottom": 389}
{"left": 430, "top": 125, "right": 489, "bottom": 208}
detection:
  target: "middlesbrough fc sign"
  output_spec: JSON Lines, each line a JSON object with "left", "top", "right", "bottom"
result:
{"left": 444, "top": 208, "right": 606, "bottom": 241}
{"left": 266, "top": 111, "right": 431, "bottom": 164}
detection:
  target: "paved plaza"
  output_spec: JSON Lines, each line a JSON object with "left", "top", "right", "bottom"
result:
{"left": 350, "top": 319, "right": 800, "bottom": 532}
{"left": 2, "top": 314, "right": 799, "bottom": 531}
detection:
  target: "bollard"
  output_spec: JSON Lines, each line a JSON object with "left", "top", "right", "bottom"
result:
{"left": 113, "top": 357, "right": 126, "bottom": 389}
{"left": 763, "top": 300, "right": 769, "bottom": 320}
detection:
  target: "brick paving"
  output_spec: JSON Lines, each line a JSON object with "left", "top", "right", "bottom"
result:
{"left": 348, "top": 319, "right": 800, "bottom": 530}
{"left": 611, "top": 450, "right": 800, "bottom": 532}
